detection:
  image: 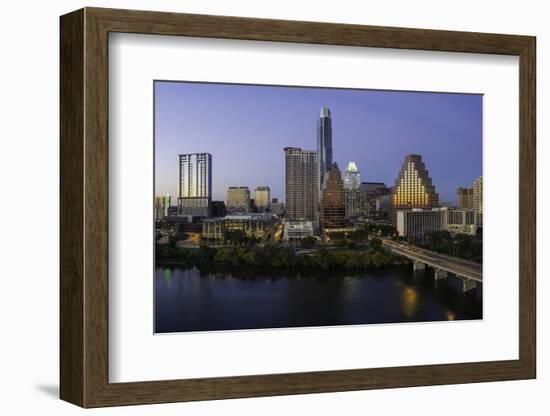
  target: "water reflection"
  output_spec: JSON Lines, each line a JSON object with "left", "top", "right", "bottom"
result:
{"left": 154, "top": 265, "right": 482, "bottom": 333}
{"left": 401, "top": 287, "right": 419, "bottom": 319}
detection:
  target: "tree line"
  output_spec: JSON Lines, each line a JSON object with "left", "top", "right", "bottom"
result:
{"left": 156, "top": 237, "right": 398, "bottom": 272}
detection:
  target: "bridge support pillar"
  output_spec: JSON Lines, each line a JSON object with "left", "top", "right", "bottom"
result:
{"left": 413, "top": 261, "right": 425, "bottom": 271}
{"left": 434, "top": 269, "right": 448, "bottom": 280}
{"left": 462, "top": 278, "right": 477, "bottom": 293}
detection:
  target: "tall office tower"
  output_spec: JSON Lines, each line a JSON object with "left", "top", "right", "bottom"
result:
{"left": 226, "top": 186, "right": 250, "bottom": 214}
{"left": 392, "top": 154, "right": 439, "bottom": 209}
{"left": 178, "top": 153, "right": 212, "bottom": 217}
{"left": 321, "top": 163, "right": 346, "bottom": 229}
{"left": 317, "top": 107, "right": 333, "bottom": 194}
{"left": 343, "top": 161, "right": 361, "bottom": 217}
{"left": 473, "top": 176, "right": 483, "bottom": 213}
{"left": 254, "top": 186, "right": 271, "bottom": 211}
{"left": 284, "top": 147, "right": 319, "bottom": 221}
{"left": 456, "top": 187, "right": 474, "bottom": 209}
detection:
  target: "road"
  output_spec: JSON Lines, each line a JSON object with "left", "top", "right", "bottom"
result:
{"left": 382, "top": 239, "right": 482, "bottom": 282}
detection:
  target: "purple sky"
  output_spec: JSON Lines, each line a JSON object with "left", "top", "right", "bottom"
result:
{"left": 154, "top": 81, "right": 482, "bottom": 204}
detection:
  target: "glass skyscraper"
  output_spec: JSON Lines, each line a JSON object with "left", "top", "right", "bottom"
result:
{"left": 343, "top": 161, "right": 361, "bottom": 217}
{"left": 178, "top": 153, "right": 212, "bottom": 217}
{"left": 320, "top": 163, "right": 346, "bottom": 229}
{"left": 317, "top": 107, "right": 333, "bottom": 195}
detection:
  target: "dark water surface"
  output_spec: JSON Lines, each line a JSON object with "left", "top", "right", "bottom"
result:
{"left": 154, "top": 265, "right": 482, "bottom": 333}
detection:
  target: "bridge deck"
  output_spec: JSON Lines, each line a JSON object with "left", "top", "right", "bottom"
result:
{"left": 382, "top": 240, "right": 482, "bottom": 282}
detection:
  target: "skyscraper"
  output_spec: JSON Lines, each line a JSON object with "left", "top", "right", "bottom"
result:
{"left": 392, "top": 154, "right": 439, "bottom": 209}
{"left": 343, "top": 161, "right": 361, "bottom": 217}
{"left": 473, "top": 176, "right": 483, "bottom": 213}
{"left": 284, "top": 147, "right": 319, "bottom": 221}
{"left": 321, "top": 163, "right": 346, "bottom": 230}
{"left": 227, "top": 186, "right": 250, "bottom": 214}
{"left": 456, "top": 187, "right": 474, "bottom": 209}
{"left": 178, "top": 153, "right": 212, "bottom": 217}
{"left": 317, "top": 107, "right": 333, "bottom": 194}
{"left": 254, "top": 186, "right": 271, "bottom": 211}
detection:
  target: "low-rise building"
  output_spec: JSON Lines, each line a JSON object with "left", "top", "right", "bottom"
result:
{"left": 397, "top": 207, "right": 483, "bottom": 239}
{"left": 396, "top": 208, "right": 447, "bottom": 240}
{"left": 283, "top": 221, "right": 314, "bottom": 240}
{"left": 202, "top": 213, "right": 278, "bottom": 240}
{"left": 446, "top": 209, "right": 481, "bottom": 235}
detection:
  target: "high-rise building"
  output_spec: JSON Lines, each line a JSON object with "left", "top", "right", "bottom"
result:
{"left": 226, "top": 186, "right": 250, "bottom": 214}
{"left": 343, "top": 161, "right": 361, "bottom": 217}
{"left": 456, "top": 187, "right": 474, "bottom": 209}
{"left": 178, "top": 153, "right": 212, "bottom": 217}
{"left": 284, "top": 147, "right": 319, "bottom": 221}
{"left": 321, "top": 163, "right": 346, "bottom": 230}
{"left": 473, "top": 176, "right": 483, "bottom": 213}
{"left": 254, "top": 186, "right": 270, "bottom": 211}
{"left": 155, "top": 193, "right": 171, "bottom": 221}
{"left": 360, "top": 182, "right": 390, "bottom": 215}
{"left": 317, "top": 107, "right": 333, "bottom": 194}
{"left": 392, "top": 154, "right": 439, "bottom": 209}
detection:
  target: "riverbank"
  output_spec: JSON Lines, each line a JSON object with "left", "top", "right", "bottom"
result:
{"left": 155, "top": 243, "right": 404, "bottom": 274}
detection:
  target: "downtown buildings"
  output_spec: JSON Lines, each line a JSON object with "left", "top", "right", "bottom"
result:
{"left": 178, "top": 153, "right": 212, "bottom": 217}
{"left": 254, "top": 186, "right": 271, "bottom": 211}
{"left": 473, "top": 176, "right": 483, "bottom": 213}
{"left": 320, "top": 163, "right": 347, "bottom": 230}
{"left": 317, "top": 107, "right": 333, "bottom": 194}
{"left": 343, "top": 161, "right": 361, "bottom": 218}
{"left": 227, "top": 186, "right": 250, "bottom": 214}
{"left": 284, "top": 147, "right": 319, "bottom": 221}
{"left": 456, "top": 187, "right": 474, "bottom": 209}
{"left": 392, "top": 154, "right": 439, "bottom": 209}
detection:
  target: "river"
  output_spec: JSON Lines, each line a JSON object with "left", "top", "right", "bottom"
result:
{"left": 155, "top": 264, "right": 482, "bottom": 333}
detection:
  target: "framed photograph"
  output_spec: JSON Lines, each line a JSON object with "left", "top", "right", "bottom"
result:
{"left": 60, "top": 7, "right": 536, "bottom": 407}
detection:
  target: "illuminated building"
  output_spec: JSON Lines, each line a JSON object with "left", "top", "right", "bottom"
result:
{"left": 178, "top": 153, "right": 212, "bottom": 217}
{"left": 343, "top": 161, "right": 361, "bottom": 217}
{"left": 473, "top": 176, "right": 483, "bottom": 213}
{"left": 283, "top": 221, "right": 314, "bottom": 240}
{"left": 284, "top": 147, "right": 319, "bottom": 221}
{"left": 321, "top": 163, "right": 346, "bottom": 230}
{"left": 254, "top": 186, "right": 270, "bottom": 211}
{"left": 227, "top": 186, "right": 250, "bottom": 214}
{"left": 317, "top": 107, "right": 333, "bottom": 193}
{"left": 202, "top": 214, "right": 278, "bottom": 240}
{"left": 456, "top": 187, "right": 474, "bottom": 209}
{"left": 392, "top": 154, "right": 439, "bottom": 209}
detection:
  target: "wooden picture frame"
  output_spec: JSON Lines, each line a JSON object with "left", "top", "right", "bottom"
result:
{"left": 60, "top": 7, "right": 536, "bottom": 408}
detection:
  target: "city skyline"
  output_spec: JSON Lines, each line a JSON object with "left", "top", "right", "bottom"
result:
{"left": 155, "top": 81, "right": 482, "bottom": 204}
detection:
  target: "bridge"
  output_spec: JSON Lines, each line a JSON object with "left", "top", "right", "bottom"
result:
{"left": 382, "top": 239, "right": 482, "bottom": 292}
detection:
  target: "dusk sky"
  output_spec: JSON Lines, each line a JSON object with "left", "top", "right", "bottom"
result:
{"left": 154, "top": 81, "right": 482, "bottom": 204}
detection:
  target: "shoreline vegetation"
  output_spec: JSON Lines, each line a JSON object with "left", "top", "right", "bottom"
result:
{"left": 155, "top": 237, "right": 403, "bottom": 275}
